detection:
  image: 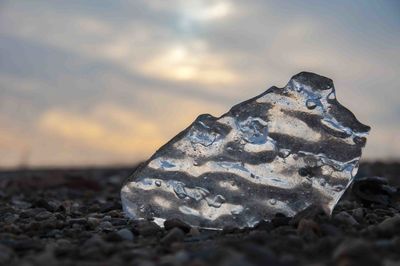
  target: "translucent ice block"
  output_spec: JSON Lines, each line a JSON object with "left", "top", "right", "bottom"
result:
{"left": 121, "top": 72, "right": 370, "bottom": 229}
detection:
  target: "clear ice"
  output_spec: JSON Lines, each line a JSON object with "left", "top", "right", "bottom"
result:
{"left": 121, "top": 72, "right": 370, "bottom": 229}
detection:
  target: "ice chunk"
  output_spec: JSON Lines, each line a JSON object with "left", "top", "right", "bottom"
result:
{"left": 121, "top": 72, "right": 370, "bottom": 229}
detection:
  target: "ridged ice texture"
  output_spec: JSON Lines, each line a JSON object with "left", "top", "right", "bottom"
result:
{"left": 121, "top": 72, "right": 370, "bottom": 229}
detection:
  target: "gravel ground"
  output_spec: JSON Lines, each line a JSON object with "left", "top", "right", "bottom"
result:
{"left": 0, "top": 162, "right": 399, "bottom": 266}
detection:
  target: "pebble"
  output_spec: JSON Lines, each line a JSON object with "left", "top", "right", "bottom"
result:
{"left": 271, "top": 213, "right": 291, "bottom": 227}
{"left": 319, "top": 223, "right": 342, "bottom": 237}
{"left": 333, "top": 239, "right": 380, "bottom": 265}
{"left": 116, "top": 228, "right": 134, "bottom": 241}
{"left": 135, "top": 222, "right": 161, "bottom": 237}
{"left": 297, "top": 219, "right": 320, "bottom": 239}
{"left": 35, "top": 199, "right": 61, "bottom": 212}
{"left": 87, "top": 217, "right": 100, "bottom": 229}
{"left": 189, "top": 227, "right": 200, "bottom": 236}
{"left": 352, "top": 208, "right": 364, "bottom": 222}
{"left": 333, "top": 211, "right": 359, "bottom": 226}
{"left": 0, "top": 244, "right": 14, "bottom": 264}
{"left": 97, "top": 221, "right": 114, "bottom": 232}
{"left": 68, "top": 218, "right": 87, "bottom": 226}
{"left": 377, "top": 215, "right": 400, "bottom": 236}
{"left": 35, "top": 210, "right": 52, "bottom": 221}
{"left": 3, "top": 213, "right": 19, "bottom": 223}
{"left": 0, "top": 164, "right": 398, "bottom": 266}
{"left": 161, "top": 227, "right": 185, "bottom": 245}
{"left": 83, "top": 234, "right": 106, "bottom": 248}
{"left": 164, "top": 218, "right": 191, "bottom": 233}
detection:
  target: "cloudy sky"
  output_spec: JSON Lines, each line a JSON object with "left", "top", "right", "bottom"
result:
{"left": 0, "top": 0, "right": 399, "bottom": 167}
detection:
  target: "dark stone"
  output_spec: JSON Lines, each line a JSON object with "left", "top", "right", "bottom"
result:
{"left": 161, "top": 228, "right": 185, "bottom": 245}
{"left": 377, "top": 215, "right": 400, "bottom": 236}
{"left": 333, "top": 211, "right": 359, "bottom": 226}
{"left": 133, "top": 221, "right": 162, "bottom": 237}
{"left": 164, "top": 218, "right": 191, "bottom": 233}
{"left": 351, "top": 176, "right": 396, "bottom": 206}
{"left": 333, "top": 239, "right": 381, "bottom": 266}
{"left": 271, "top": 213, "right": 291, "bottom": 227}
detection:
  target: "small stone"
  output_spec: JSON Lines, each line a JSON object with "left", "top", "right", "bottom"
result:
{"left": 320, "top": 223, "right": 343, "bottom": 237}
{"left": 351, "top": 176, "right": 394, "bottom": 206}
{"left": 333, "top": 211, "right": 359, "bottom": 226}
{"left": 352, "top": 208, "right": 364, "bottom": 222}
{"left": 254, "top": 220, "right": 274, "bottom": 231}
{"left": 161, "top": 228, "right": 185, "bottom": 245}
{"left": 87, "top": 217, "right": 100, "bottom": 229}
{"left": 297, "top": 219, "right": 320, "bottom": 239}
{"left": 164, "top": 218, "right": 191, "bottom": 233}
{"left": 0, "top": 244, "right": 14, "bottom": 264}
{"left": 68, "top": 218, "right": 87, "bottom": 226}
{"left": 100, "top": 202, "right": 116, "bottom": 213}
{"left": 35, "top": 198, "right": 61, "bottom": 212}
{"left": 97, "top": 221, "right": 114, "bottom": 232}
{"left": 35, "top": 211, "right": 52, "bottom": 221}
{"left": 11, "top": 198, "right": 31, "bottom": 209}
{"left": 189, "top": 227, "right": 200, "bottom": 236}
{"left": 333, "top": 239, "right": 380, "bottom": 266}
{"left": 83, "top": 234, "right": 105, "bottom": 248}
{"left": 116, "top": 228, "right": 134, "bottom": 241}
{"left": 271, "top": 213, "right": 291, "bottom": 227}
{"left": 290, "top": 204, "right": 326, "bottom": 226}
{"left": 46, "top": 229, "right": 63, "bottom": 238}
{"left": 377, "top": 215, "right": 400, "bottom": 236}
{"left": 135, "top": 221, "right": 161, "bottom": 237}
{"left": 14, "top": 239, "right": 43, "bottom": 251}
{"left": 3, "top": 213, "right": 19, "bottom": 223}
{"left": 110, "top": 218, "right": 128, "bottom": 226}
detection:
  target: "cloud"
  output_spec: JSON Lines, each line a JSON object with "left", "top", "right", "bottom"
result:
{"left": 138, "top": 42, "right": 237, "bottom": 84}
{"left": 0, "top": 0, "right": 399, "bottom": 167}
{"left": 38, "top": 105, "right": 164, "bottom": 156}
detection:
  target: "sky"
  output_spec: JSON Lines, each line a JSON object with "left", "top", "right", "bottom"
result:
{"left": 0, "top": 0, "right": 399, "bottom": 168}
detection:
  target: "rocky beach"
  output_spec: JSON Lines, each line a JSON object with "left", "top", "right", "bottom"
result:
{"left": 0, "top": 162, "right": 399, "bottom": 266}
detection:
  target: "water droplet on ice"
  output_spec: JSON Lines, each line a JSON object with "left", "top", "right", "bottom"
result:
{"left": 155, "top": 180, "right": 161, "bottom": 187}
{"left": 328, "top": 91, "right": 336, "bottom": 100}
{"left": 306, "top": 99, "right": 317, "bottom": 109}
{"left": 278, "top": 149, "right": 290, "bottom": 158}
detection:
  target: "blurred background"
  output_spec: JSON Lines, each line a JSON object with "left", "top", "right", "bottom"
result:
{"left": 0, "top": 0, "right": 399, "bottom": 168}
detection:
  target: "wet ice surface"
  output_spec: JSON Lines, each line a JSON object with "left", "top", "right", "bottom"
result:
{"left": 121, "top": 72, "right": 370, "bottom": 229}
